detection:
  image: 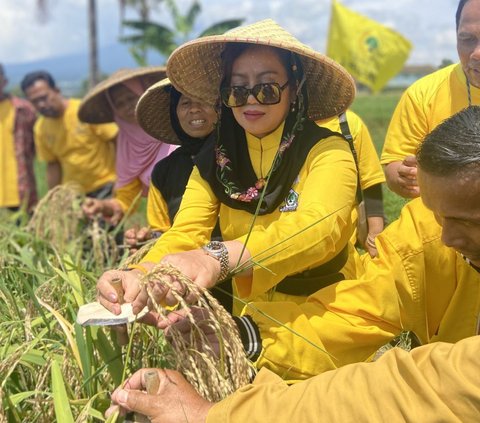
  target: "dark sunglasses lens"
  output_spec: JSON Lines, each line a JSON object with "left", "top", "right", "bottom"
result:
{"left": 222, "top": 86, "right": 249, "bottom": 107}
{"left": 254, "top": 83, "right": 281, "bottom": 104}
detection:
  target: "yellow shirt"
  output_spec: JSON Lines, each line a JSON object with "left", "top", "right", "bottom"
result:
{"left": 142, "top": 123, "right": 358, "bottom": 302}
{"left": 244, "top": 198, "right": 480, "bottom": 380}
{"left": 0, "top": 99, "right": 19, "bottom": 207}
{"left": 208, "top": 336, "right": 480, "bottom": 423}
{"left": 381, "top": 63, "right": 480, "bottom": 163}
{"left": 34, "top": 98, "right": 117, "bottom": 193}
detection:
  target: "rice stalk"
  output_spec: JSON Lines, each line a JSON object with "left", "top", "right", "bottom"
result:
{"left": 138, "top": 262, "right": 253, "bottom": 402}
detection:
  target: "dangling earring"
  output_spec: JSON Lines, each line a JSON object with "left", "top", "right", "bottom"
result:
{"left": 290, "top": 100, "right": 297, "bottom": 113}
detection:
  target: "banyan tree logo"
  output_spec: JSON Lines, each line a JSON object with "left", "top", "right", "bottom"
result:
{"left": 365, "top": 35, "right": 379, "bottom": 53}
{"left": 358, "top": 31, "right": 380, "bottom": 55}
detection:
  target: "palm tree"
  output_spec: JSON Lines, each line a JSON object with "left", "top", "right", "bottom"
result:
{"left": 120, "top": 0, "right": 243, "bottom": 65}
{"left": 36, "top": 0, "right": 163, "bottom": 89}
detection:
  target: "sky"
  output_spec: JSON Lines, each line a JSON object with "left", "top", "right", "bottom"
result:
{"left": 1, "top": 0, "right": 460, "bottom": 67}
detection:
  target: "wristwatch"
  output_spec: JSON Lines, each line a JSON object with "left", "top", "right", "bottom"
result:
{"left": 202, "top": 241, "right": 230, "bottom": 282}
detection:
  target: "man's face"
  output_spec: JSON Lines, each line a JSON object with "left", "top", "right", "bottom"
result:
{"left": 24, "top": 79, "right": 64, "bottom": 118}
{"left": 419, "top": 167, "right": 480, "bottom": 266}
{"left": 457, "top": 0, "right": 480, "bottom": 88}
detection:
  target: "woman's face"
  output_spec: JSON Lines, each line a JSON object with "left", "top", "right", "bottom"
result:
{"left": 228, "top": 45, "right": 293, "bottom": 138}
{"left": 176, "top": 95, "right": 217, "bottom": 138}
{"left": 109, "top": 84, "right": 140, "bottom": 123}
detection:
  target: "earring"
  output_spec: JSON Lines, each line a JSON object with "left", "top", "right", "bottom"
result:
{"left": 290, "top": 101, "right": 296, "bottom": 113}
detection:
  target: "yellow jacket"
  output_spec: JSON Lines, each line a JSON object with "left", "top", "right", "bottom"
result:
{"left": 243, "top": 198, "right": 480, "bottom": 380}
{"left": 142, "top": 124, "right": 358, "bottom": 303}
{"left": 208, "top": 335, "right": 480, "bottom": 422}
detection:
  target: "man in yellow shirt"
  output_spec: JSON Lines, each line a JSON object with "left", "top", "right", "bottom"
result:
{"left": 21, "top": 71, "right": 117, "bottom": 198}
{"left": 106, "top": 105, "right": 480, "bottom": 423}
{"left": 0, "top": 64, "right": 37, "bottom": 211}
{"left": 381, "top": 0, "right": 480, "bottom": 198}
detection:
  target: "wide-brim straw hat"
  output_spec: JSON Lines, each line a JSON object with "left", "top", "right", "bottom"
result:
{"left": 166, "top": 19, "right": 355, "bottom": 121}
{"left": 78, "top": 66, "right": 167, "bottom": 124}
{"left": 135, "top": 77, "right": 182, "bottom": 145}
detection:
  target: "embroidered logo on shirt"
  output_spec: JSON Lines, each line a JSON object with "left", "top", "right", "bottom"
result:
{"left": 279, "top": 188, "right": 299, "bottom": 212}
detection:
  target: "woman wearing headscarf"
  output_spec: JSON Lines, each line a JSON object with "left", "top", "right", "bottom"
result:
{"left": 79, "top": 67, "right": 176, "bottom": 225}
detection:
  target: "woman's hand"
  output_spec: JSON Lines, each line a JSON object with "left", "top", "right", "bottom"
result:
{"left": 82, "top": 198, "right": 124, "bottom": 225}
{"left": 124, "top": 226, "right": 152, "bottom": 253}
{"left": 96, "top": 265, "right": 154, "bottom": 315}
{"left": 105, "top": 368, "right": 213, "bottom": 423}
{"left": 154, "top": 306, "right": 227, "bottom": 358}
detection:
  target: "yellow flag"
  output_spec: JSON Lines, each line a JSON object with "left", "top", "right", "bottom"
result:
{"left": 327, "top": 0, "right": 412, "bottom": 92}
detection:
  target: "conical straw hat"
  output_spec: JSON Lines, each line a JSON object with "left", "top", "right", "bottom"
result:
{"left": 135, "top": 78, "right": 182, "bottom": 145}
{"left": 78, "top": 66, "right": 166, "bottom": 123}
{"left": 166, "top": 19, "right": 355, "bottom": 121}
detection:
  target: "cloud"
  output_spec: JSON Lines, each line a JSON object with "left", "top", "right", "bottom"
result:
{"left": 1, "top": 0, "right": 459, "bottom": 66}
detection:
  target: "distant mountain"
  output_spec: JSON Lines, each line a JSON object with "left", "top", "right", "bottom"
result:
{"left": 4, "top": 43, "right": 165, "bottom": 96}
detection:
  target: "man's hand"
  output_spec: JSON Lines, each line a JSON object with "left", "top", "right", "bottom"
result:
{"left": 384, "top": 156, "right": 420, "bottom": 198}
{"left": 106, "top": 368, "right": 213, "bottom": 423}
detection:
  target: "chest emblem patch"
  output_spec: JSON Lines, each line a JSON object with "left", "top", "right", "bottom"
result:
{"left": 279, "top": 188, "right": 299, "bottom": 212}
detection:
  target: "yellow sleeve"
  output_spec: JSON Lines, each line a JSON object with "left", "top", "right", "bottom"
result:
{"left": 381, "top": 84, "right": 428, "bottom": 164}
{"left": 142, "top": 166, "right": 219, "bottom": 263}
{"left": 114, "top": 179, "right": 143, "bottom": 212}
{"left": 207, "top": 336, "right": 480, "bottom": 423}
{"left": 89, "top": 122, "right": 118, "bottom": 141}
{"left": 237, "top": 137, "right": 357, "bottom": 297}
{"left": 146, "top": 183, "right": 171, "bottom": 233}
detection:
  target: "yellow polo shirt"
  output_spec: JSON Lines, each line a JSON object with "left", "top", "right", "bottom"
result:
{"left": 0, "top": 99, "right": 19, "bottom": 207}
{"left": 34, "top": 98, "right": 117, "bottom": 193}
{"left": 382, "top": 63, "right": 480, "bottom": 163}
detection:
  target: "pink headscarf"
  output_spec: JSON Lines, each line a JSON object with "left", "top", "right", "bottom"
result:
{"left": 109, "top": 79, "right": 177, "bottom": 195}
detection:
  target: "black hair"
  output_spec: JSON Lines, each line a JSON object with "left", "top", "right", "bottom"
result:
{"left": 20, "top": 70, "right": 56, "bottom": 93}
{"left": 456, "top": 0, "right": 472, "bottom": 31}
{"left": 220, "top": 43, "right": 303, "bottom": 88}
{"left": 417, "top": 106, "right": 480, "bottom": 176}
{"left": 0, "top": 64, "right": 4, "bottom": 77}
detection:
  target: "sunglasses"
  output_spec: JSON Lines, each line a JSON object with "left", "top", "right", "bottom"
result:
{"left": 221, "top": 81, "right": 290, "bottom": 108}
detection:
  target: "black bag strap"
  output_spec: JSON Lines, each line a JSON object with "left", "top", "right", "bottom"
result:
{"left": 338, "top": 112, "right": 363, "bottom": 204}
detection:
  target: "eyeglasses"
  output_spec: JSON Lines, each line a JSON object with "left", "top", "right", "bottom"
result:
{"left": 221, "top": 81, "right": 289, "bottom": 108}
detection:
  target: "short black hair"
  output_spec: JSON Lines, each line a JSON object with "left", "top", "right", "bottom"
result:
{"left": 456, "top": 0, "right": 472, "bottom": 31}
{"left": 417, "top": 106, "right": 480, "bottom": 176}
{"left": 21, "top": 70, "right": 56, "bottom": 93}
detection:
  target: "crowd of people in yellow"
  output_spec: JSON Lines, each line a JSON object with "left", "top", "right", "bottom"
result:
{"left": 1, "top": 0, "right": 480, "bottom": 421}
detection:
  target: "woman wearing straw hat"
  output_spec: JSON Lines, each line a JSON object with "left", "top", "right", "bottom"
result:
{"left": 79, "top": 67, "right": 177, "bottom": 226}
{"left": 125, "top": 77, "right": 233, "bottom": 310}
{"left": 124, "top": 77, "right": 218, "bottom": 250}
{"left": 97, "top": 19, "right": 359, "bottom": 377}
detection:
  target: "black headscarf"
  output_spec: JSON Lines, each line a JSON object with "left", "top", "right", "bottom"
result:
{"left": 151, "top": 86, "right": 211, "bottom": 222}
